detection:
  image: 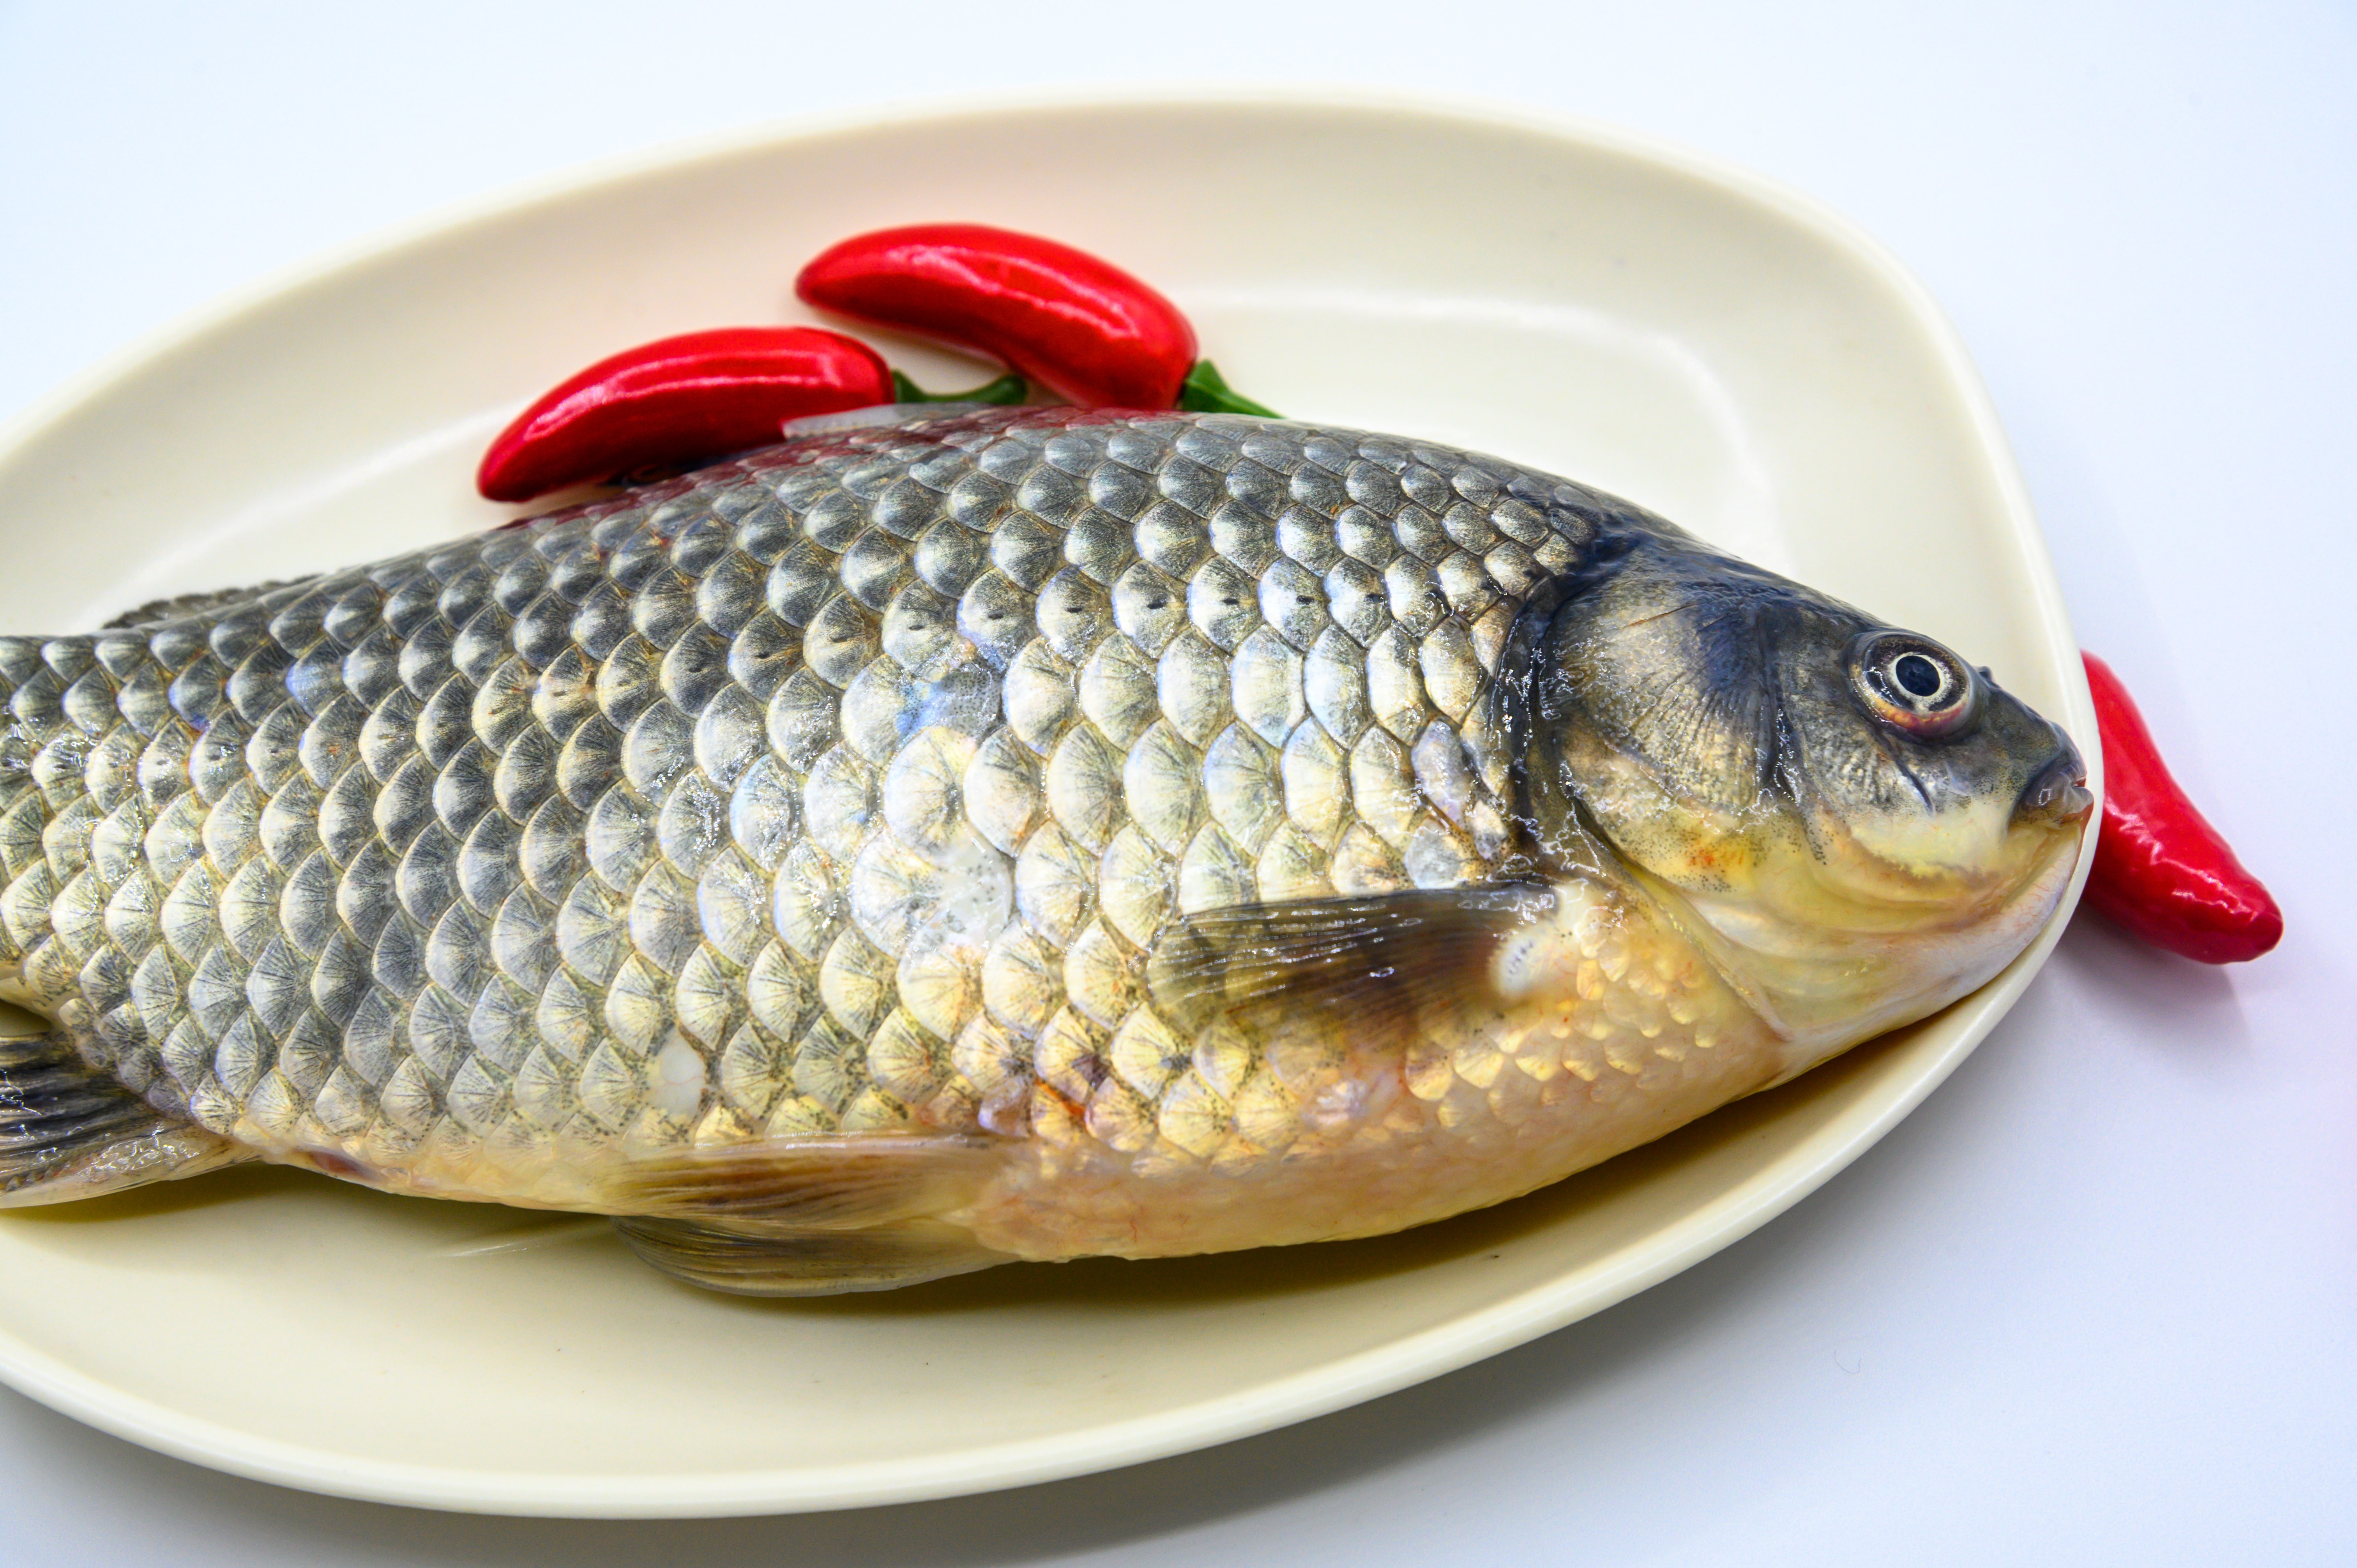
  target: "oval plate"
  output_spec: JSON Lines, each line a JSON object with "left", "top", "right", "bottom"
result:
{"left": 0, "top": 90, "right": 2094, "bottom": 1517}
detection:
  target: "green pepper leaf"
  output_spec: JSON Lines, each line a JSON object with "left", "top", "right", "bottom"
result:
{"left": 1176, "top": 360, "right": 1280, "bottom": 418}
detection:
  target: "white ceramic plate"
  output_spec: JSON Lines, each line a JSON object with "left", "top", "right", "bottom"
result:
{"left": 0, "top": 90, "right": 2095, "bottom": 1517}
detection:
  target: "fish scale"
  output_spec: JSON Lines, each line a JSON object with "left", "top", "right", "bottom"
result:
{"left": 0, "top": 409, "right": 1655, "bottom": 1224}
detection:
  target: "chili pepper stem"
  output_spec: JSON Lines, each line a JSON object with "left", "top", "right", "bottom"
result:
{"left": 889, "top": 370, "right": 1029, "bottom": 405}
{"left": 1176, "top": 360, "right": 1280, "bottom": 418}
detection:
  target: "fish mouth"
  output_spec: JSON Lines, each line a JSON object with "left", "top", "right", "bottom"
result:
{"left": 2013, "top": 737, "right": 2094, "bottom": 829}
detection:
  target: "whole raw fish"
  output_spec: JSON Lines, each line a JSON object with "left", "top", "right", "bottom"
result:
{"left": 0, "top": 408, "right": 2089, "bottom": 1292}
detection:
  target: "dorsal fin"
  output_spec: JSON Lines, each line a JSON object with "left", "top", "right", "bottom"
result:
{"left": 100, "top": 579, "right": 300, "bottom": 630}
{"left": 777, "top": 401, "right": 1009, "bottom": 438}
{"left": 0, "top": 1028, "right": 250, "bottom": 1205}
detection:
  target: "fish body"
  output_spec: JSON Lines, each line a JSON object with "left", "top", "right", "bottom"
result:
{"left": 0, "top": 409, "right": 2088, "bottom": 1292}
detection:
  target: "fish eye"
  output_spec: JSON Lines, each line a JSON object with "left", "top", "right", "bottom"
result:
{"left": 1850, "top": 631, "right": 1978, "bottom": 738}
{"left": 1894, "top": 653, "right": 1943, "bottom": 697}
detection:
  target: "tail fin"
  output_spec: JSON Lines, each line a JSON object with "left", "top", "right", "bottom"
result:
{"left": 0, "top": 1026, "right": 248, "bottom": 1206}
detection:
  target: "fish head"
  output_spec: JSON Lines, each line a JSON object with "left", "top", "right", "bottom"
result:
{"left": 1514, "top": 528, "right": 2092, "bottom": 1064}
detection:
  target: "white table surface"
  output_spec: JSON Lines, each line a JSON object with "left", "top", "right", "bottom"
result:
{"left": 2, "top": 2, "right": 2350, "bottom": 1561}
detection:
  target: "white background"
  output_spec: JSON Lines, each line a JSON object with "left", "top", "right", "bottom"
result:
{"left": 2, "top": 2, "right": 2351, "bottom": 1562}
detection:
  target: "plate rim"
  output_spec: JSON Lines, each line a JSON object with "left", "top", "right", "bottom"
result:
{"left": 0, "top": 84, "right": 2098, "bottom": 1517}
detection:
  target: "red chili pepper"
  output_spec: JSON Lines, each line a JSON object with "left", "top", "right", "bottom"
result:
{"left": 477, "top": 327, "right": 893, "bottom": 502}
{"left": 2081, "top": 652, "right": 2281, "bottom": 963}
{"left": 796, "top": 224, "right": 1276, "bottom": 416}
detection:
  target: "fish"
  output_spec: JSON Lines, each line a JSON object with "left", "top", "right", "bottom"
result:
{"left": 0, "top": 407, "right": 2090, "bottom": 1294}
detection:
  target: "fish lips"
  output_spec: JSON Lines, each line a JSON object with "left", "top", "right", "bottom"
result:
{"left": 2013, "top": 731, "right": 2094, "bottom": 829}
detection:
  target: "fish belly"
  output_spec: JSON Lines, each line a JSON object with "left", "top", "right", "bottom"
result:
{"left": 954, "top": 876, "right": 1783, "bottom": 1261}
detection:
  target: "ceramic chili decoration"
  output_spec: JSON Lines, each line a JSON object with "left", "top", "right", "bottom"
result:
{"left": 2080, "top": 652, "right": 2282, "bottom": 963}
{"left": 477, "top": 326, "right": 893, "bottom": 502}
{"left": 796, "top": 223, "right": 1276, "bottom": 415}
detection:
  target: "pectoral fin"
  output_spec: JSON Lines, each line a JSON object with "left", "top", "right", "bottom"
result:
{"left": 0, "top": 1028, "right": 250, "bottom": 1205}
{"left": 1147, "top": 884, "right": 1556, "bottom": 1044}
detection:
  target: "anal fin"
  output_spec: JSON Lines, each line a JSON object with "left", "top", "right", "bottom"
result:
{"left": 614, "top": 1216, "right": 1013, "bottom": 1296}
{"left": 0, "top": 1029, "right": 250, "bottom": 1206}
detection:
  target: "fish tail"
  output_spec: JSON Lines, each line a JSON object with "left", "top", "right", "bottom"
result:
{"left": 0, "top": 1024, "right": 249, "bottom": 1206}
